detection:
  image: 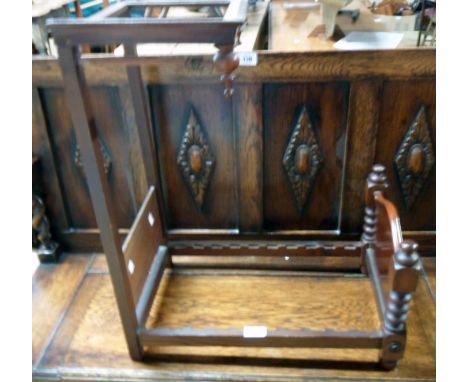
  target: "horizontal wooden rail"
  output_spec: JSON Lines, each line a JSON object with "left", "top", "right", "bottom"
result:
{"left": 48, "top": 19, "right": 243, "bottom": 45}
{"left": 138, "top": 327, "right": 383, "bottom": 348}
{"left": 32, "top": 49, "right": 435, "bottom": 87}
{"left": 169, "top": 240, "right": 363, "bottom": 256}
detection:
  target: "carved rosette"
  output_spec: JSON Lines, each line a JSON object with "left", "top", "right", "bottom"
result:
{"left": 394, "top": 105, "right": 435, "bottom": 209}
{"left": 177, "top": 108, "right": 215, "bottom": 210}
{"left": 74, "top": 139, "right": 112, "bottom": 177}
{"left": 283, "top": 106, "right": 323, "bottom": 213}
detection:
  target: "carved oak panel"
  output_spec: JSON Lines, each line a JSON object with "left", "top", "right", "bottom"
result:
{"left": 39, "top": 86, "right": 137, "bottom": 229}
{"left": 264, "top": 83, "right": 349, "bottom": 231}
{"left": 283, "top": 106, "right": 323, "bottom": 214}
{"left": 149, "top": 85, "right": 237, "bottom": 229}
{"left": 375, "top": 80, "right": 436, "bottom": 230}
{"left": 176, "top": 108, "right": 215, "bottom": 210}
{"left": 394, "top": 105, "right": 435, "bottom": 209}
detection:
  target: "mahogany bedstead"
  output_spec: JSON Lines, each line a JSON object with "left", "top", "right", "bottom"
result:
{"left": 45, "top": 0, "right": 427, "bottom": 369}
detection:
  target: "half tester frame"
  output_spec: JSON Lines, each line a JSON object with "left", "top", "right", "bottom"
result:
{"left": 48, "top": 0, "right": 421, "bottom": 370}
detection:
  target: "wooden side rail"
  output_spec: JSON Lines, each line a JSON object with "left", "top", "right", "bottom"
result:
{"left": 138, "top": 328, "right": 383, "bottom": 348}
{"left": 121, "top": 186, "right": 168, "bottom": 324}
{"left": 362, "top": 165, "right": 421, "bottom": 369}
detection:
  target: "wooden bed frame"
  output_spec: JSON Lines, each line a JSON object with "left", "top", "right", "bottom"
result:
{"left": 47, "top": 0, "right": 421, "bottom": 370}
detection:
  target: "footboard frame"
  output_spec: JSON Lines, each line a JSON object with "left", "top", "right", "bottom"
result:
{"left": 48, "top": 4, "right": 420, "bottom": 367}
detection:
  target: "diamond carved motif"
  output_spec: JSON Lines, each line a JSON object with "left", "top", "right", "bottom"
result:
{"left": 73, "top": 139, "right": 112, "bottom": 177}
{"left": 283, "top": 106, "right": 323, "bottom": 213}
{"left": 394, "top": 105, "right": 435, "bottom": 209}
{"left": 177, "top": 108, "right": 215, "bottom": 210}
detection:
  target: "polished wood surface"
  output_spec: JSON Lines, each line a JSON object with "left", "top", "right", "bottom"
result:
{"left": 32, "top": 48, "right": 436, "bottom": 254}
{"left": 33, "top": 253, "right": 435, "bottom": 381}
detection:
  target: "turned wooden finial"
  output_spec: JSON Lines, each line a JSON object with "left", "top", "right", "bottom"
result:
{"left": 384, "top": 240, "right": 420, "bottom": 333}
{"left": 366, "top": 164, "right": 388, "bottom": 201}
{"left": 362, "top": 165, "right": 389, "bottom": 245}
{"left": 213, "top": 45, "right": 240, "bottom": 97}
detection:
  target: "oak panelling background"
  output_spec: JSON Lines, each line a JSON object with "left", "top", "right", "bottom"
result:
{"left": 32, "top": 52, "right": 435, "bottom": 253}
{"left": 375, "top": 80, "right": 436, "bottom": 231}
{"left": 263, "top": 82, "right": 349, "bottom": 231}
{"left": 149, "top": 84, "right": 238, "bottom": 230}
{"left": 32, "top": 88, "right": 69, "bottom": 230}
{"left": 38, "top": 86, "right": 139, "bottom": 229}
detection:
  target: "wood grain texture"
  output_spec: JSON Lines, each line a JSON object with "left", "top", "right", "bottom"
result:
{"left": 263, "top": 82, "right": 349, "bottom": 231}
{"left": 32, "top": 50, "right": 435, "bottom": 87}
{"left": 146, "top": 272, "right": 380, "bottom": 332}
{"left": 33, "top": 255, "right": 435, "bottom": 381}
{"left": 234, "top": 84, "right": 263, "bottom": 232}
{"left": 375, "top": 80, "right": 436, "bottom": 231}
{"left": 341, "top": 80, "right": 382, "bottom": 233}
{"left": 32, "top": 254, "right": 92, "bottom": 368}
{"left": 149, "top": 84, "right": 237, "bottom": 229}
{"left": 122, "top": 187, "right": 164, "bottom": 306}
{"left": 39, "top": 86, "right": 138, "bottom": 228}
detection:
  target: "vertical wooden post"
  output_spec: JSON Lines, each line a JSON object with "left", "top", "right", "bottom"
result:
{"left": 360, "top": 164, "right": 388, "bottom": 273}
{"left": 380, "top": 240, "right": 420, "bottom": 369}
{"left": 55, "top": 43, "right": 143, "bottom": 360}
{"left": 124, "top": 44, "right": 168, "bottom": 242}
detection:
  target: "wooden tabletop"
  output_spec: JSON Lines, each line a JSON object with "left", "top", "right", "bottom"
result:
{"left": 33, "top": 253, "right": 435, "bottom": 381}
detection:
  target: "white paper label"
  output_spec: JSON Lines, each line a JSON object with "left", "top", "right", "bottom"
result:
{"left": 148, "top": 212, "right": 155, "bottom": 226}
{"left": 128, "top": 259, "right": 135, "bottom": 274}
{"left": 243, "top": 326, "right": 267, "bottom": 338}
{"left": 237, "top": 52, "right": 258, "bottom": 67}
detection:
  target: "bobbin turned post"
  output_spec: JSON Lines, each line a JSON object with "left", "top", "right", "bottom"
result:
{"left": 360, "top": 164, "right": 389, "bottom": 273}
{"left": 380, "top": 240, "right": 420, "bottom": 370}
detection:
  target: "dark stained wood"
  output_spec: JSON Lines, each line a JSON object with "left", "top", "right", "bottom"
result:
{"left": 234, "top": 84, "right": 263, "bottom": 232}
{"left": 263, "top": 82, "right": 349, "bottom": 231}
{"left": 39, "top": 86, "right": 137, "bottom": 228}
{"left": 32, "top": 88, "right": 69, "bottom": 230}
{"left": 55, "top": 44, "right": 143, "bottom": 359}
{"left": 92, "top": 252, "right": 363, "bottom": 272}
{"left": 32, "top": 50, "right": 435, "bottom": 253}
{"left": 341, "top": 80, "right": 382, "bottom": 233}
{"left": 375, "top": 80, "right": 436, "bottom": 231}
{"left": 122, "top": 187, "right": 164, "bottom": 306}
{"left": 139, "top": 327, "right": 383, "bottom": 348}
{"left": 32, "top": 50, "right": 435, "bottom": 87}
{"left": 149, "top": 85, "right": 238, "bottom": 229}
{"left": 136, "top": 245, "right": 170, "bottom": 326}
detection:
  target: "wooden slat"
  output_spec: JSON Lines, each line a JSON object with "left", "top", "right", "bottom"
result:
{"left": 48, "top": 19, "right": 243, "bottom": 46}
{"left": 169, "top": 240, "right": 363, "bottom": 257}
{"left": 138, "top": 327, "right": 383, "bottom": 348}
{"left": 123, "top": 187, "right": 164, "bottom": 306}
